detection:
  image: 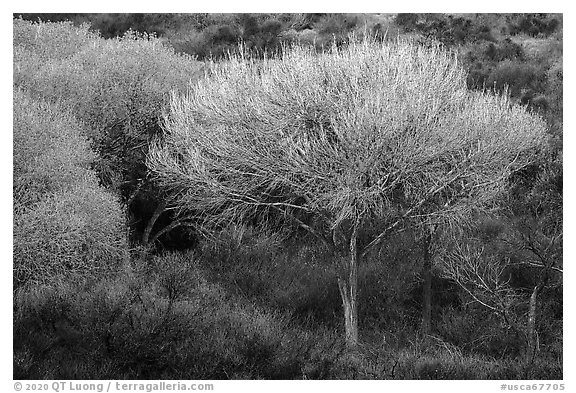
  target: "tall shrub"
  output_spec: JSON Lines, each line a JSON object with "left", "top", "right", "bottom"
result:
{"left": 14, "top": 19, "right": 203, "bottom": 245}
{"left": 13, "top": 90, "right": 126, "bottom": 286}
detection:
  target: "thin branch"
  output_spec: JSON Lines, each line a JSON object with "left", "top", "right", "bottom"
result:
{"left": 361, "top": 166, "right": 467, "bottom": 258}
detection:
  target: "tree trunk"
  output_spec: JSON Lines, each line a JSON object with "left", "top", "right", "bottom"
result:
{"left": 142, "top": 200, "right": 167, "bottom": 245}
{"left": 421, "top": 231, "right": 433, "bottom": 336}
{"left": 338, "top": 275, "right": 358, "bottom": 348}
{"left": 526, "top": 283, "right": 543, "bottom": 363}
{"left": 337, "top": 221, "right": 360, "bottom": 349}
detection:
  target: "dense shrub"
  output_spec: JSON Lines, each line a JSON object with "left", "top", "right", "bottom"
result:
{"left": 14, "top": 21, "right": 201, "bottom": 192}
{"left": 14, "top": 185, "right": 127, "bottom": 286}
{"left": 15, "top": 13, "right": 188, "bottom": 39}
{"left": 13, "top": 14, "right": 562, "bottom": 379}
{"left": 484, "top": 38, "right": 525, "bottom": 62}
{"left": 507, "top": 14, "right": 561, "bottom": 37}
{"left": 196, "top": 225, "right": 342, "bottom": 326}
{"left": 14, "top": 19, "right": 203, "bottom": 244}
{"left": 315, "top": 14, "right": 359, "bottom": 36}
{"left": 165, "top": 14, "right": 287, "bottom": 60}
{"left": 13, "top": 254, "right": 348, "bottom": 379}
{"left": 13, "top": 19, "right": 96, "bottom": 61}
{"left": 17, "top": 249, "right": 557, "bottom": 380}
{"left": 486, "top": 60, "right": 542, "bottom": 97}
{"left": 13, "top": 90, "right": 127, "bottom": 286}
{"left": 13, "top": 90, "right": 94, "bottom": 209}
{"left": 394, "top": 14, "right": 495, "bottom": 46}
{"left": 545, "top": 57, "right": 563, "bottom": 133}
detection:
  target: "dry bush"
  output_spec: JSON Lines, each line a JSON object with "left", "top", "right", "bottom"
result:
{"left": 13, "top": 90, "right": 127, "bottom": 286}
{"left": 13, "top": 18, "right": 96, "bottom": 61}
{"left": 13, "top": 89, "right": 95, "bottom": 209}
{"left": 14, "top": 18, "right": 205, "bottom": 246}
{"left": 13, "top": 182, "right": 127, "bottom": 286}
{"left": 14, "top": 19, "right": 202, "bottom": 195}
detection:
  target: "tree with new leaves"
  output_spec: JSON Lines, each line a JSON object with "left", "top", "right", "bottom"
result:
{"left": 147, "top": 37, "right": 547, "bottom": 348}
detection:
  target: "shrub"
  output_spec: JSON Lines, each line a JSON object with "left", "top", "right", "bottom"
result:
{"left": 394, "top": 14, "right": 419, "bottom": 32}
{"left": 484, "top": 39, "right": 524, "bottom": 62}
{"left": 13, "top": 183, "right": 127, "bottom": 286}
{"left": 14, "top": 23, "right": 201, "bottom": 190}
{"left": 13, "top": 254, "right": 348, "bottom": 379}
{"left": 13, "top": 18, "right": 96, "bottom": 62}
{"left": 436, "top": 306, "right": 525, "bottom": 358}
{"left": 315, "top": 14, "right": 359, "bottom": 36}
{"left": 486, "top": 60, "right": 541, "bottom": 97}
{"left": 13, "top": 90, "right": 126, "bottom": 286}
{"left": 13, "top": 90, "right": 95, "bottom": 209}
{"left": 14, "top": 19, "right": 201, "bottom": 185}
{"left": 508, "top": 14, "right": 561, "bottom": 37}
{"left": 14, "top": 19, "right": 203, "bottom": 244}
{"left": 196, "top": 225, "right": 342, "bottom": 325}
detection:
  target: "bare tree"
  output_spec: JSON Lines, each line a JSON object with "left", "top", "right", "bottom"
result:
{"left": 437, "top": 217, "right": 562, "bottom": 363}
{"left": 147, "top": 37, "right": 547, "bottom": 348}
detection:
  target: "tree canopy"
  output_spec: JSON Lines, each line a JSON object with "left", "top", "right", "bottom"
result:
{"left": 149, "top": 38, "right": 546, "bottom": 251}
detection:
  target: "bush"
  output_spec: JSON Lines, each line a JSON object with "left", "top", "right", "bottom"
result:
{"left": 484, "top": 38, "right": 524, "bottom": 62}
{"left": 14, "top": 181, "right": 127, "bottom": 286}
{"left": 13, "top": 90, "right": 94, "bottom": 209}
{"left": 508, "top": 14, "right": 560, "bottom": 37}
{"left": 13, "top": 90, "right": 127, "bottom": 286}
{"left": 14, "top": 21, "right": 201, "bottom": 192}
{"left": 13, "top": 18, "right": 96, "bottom": 61}
{"left": 197, "top": 225, "right": 342, "bottom": 326}
{"left": 14, "top": 20, "right": 201, "bottom": 188}
{"left": 14, "top": 19, "right": 203, "bottom": 244}
{"left": 315, "top": 14, "right": 359, "bottom": 36}
{"left": 486, "top": 60, "right": 541, "bottom": 97}
{"left": 13, "top": 254, "right": 348, "bottom": 379}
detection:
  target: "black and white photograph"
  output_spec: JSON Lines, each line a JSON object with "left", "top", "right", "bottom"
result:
{"left": 11, "top": 9, "right": 564, "bottom": 385}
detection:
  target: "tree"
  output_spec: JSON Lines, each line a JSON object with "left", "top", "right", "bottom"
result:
{"left": 147, "top": 37, "right": 547, "bottom": 348}
{"left": 437, "top": 215, "right": 561, "bottom": 363}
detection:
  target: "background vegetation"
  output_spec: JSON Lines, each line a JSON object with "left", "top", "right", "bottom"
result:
{"left": 13, "top": 14, "right": 562, "bottom": 380}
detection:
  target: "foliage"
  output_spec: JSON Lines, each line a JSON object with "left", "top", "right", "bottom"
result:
{"left": 14, "top": 18, "right": 203, "bottom": 245}
{"left": 13, "top": 90, "right": 127, "bottom": 286}
{"left": 544, "top": 57, "right": 563, "bottom": 136}
{"left": 395, "top": 14, "right": 496, "bottom": 46}
{"left": 14, "top": 20, "right": 200, "bottom": 193}
{"left": 15, "top": 13, "right": 393, "bottom": 61}
{"left": 14, "top": 185, "right": 127, "bottom": 286}
{"left": 486, "top": 60, "right": 543, "bottom": 97}
{"left": 13, "top": 19, "right": 97, "bottom": 62}
{"left": 15, "top": 13, "right": 185, "bottom": 38}
{"left": 13, "top": 14, "right": 562, "bottom": 379}
{"left": 13, "top": 90, "right": 94, "bottom": 209}
{"left": 13, "top": 255, "right": 347, "bottom": 379}
{"left": 507, "top": 14, "right": 561, "bottom": 37}
{"left": 149, "top": 37, "right": 546, "bottom": 250}
{"left": 14, "top": 250, "right": 561, "bottom": 380}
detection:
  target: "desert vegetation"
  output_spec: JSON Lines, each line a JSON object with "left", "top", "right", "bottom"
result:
{"left": 13, "top": 14, "right": 562, "bottom": 380}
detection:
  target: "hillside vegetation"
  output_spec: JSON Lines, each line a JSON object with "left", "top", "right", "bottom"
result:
{"left": 13, "top": 14, "right": 562, "bottom": 380}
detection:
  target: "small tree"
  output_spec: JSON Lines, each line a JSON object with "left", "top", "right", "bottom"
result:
{"left": 148, "top": 38, "right": 547, "bottom": 348}
{"left": 437, "top": 217, "right": 562, "bottom": 363}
